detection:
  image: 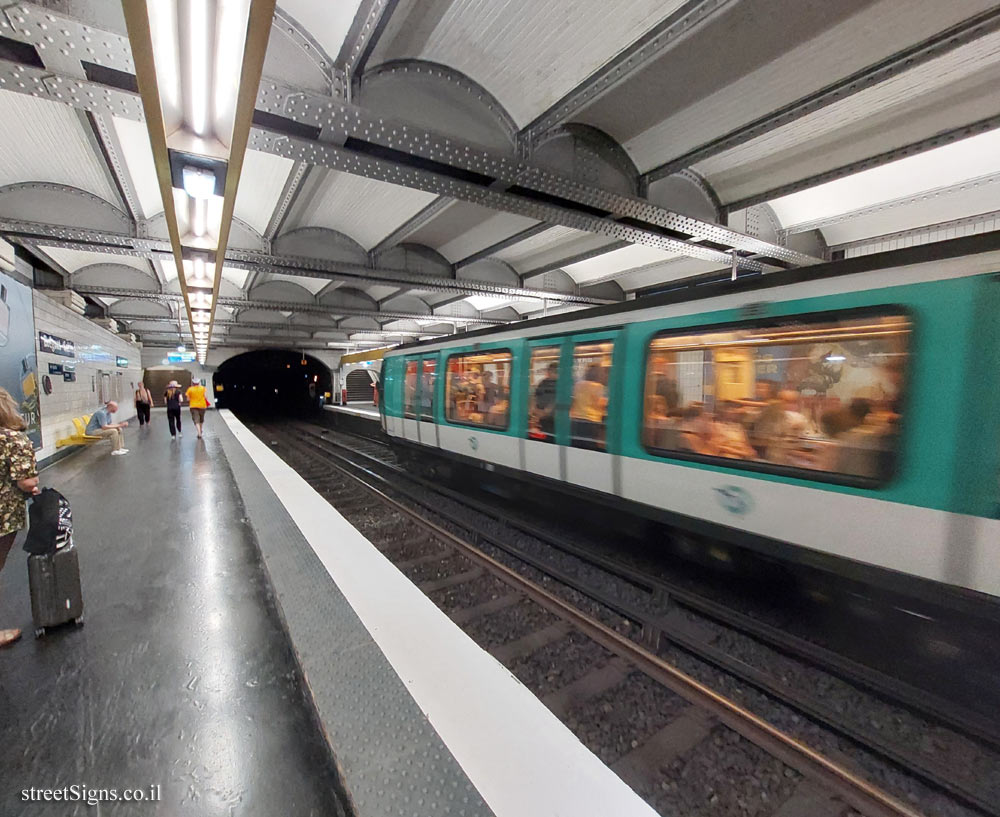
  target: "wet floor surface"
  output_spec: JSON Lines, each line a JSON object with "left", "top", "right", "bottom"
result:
{"left": 0, "top": 421, "right": 347, "bottom": 817}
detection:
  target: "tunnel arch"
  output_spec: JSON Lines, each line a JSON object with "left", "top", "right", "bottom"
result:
{"left": 213, "top": 349, "right": 333, "bottom": 415}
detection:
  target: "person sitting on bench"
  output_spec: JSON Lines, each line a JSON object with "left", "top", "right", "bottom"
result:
{"left": 85, "top": 401, "right": 129, "bottom": 456}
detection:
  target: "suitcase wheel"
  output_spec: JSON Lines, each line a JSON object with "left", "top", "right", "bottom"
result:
{"left": 34, "top": 627, "right": 45, "bottom": 639}
{"left": 74, "top": 616, "right": 84, "bottom": 627}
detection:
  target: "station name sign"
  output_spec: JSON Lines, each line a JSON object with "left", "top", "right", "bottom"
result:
{"left": 39, "top": 331, "right": 75, "bottom": 358}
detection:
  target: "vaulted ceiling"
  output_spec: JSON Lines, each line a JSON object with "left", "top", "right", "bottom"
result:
{"left": 1, "top": 0, "right": 998, "bottom": 359}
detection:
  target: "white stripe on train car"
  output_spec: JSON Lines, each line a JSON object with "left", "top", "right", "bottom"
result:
{"left": 619, "top": 455, "right": 1000, "bottom": 597}
{"left": 438, "top": 424, "right": 520, "bottom": 470}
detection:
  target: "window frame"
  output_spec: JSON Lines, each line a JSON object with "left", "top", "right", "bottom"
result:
{"left": 418, "top": 354, "right": 437, "bottom": 423}
{"left": 639, "top": 305, "right": 913, "bottom": 490}
{"left": 402, "top": 356, "right": 420, "bottom": 419}
{"left": 443, "top": 347, "right": 514, "bottom": 431}
{"left": 525, "top": 343, "right": 562, "bottom": 442}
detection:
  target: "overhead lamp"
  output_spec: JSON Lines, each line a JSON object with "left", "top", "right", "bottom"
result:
{"left": 177, "top": 344, "right": 186, "bottom": 352}
{"left": 182, "top": 165, "right": 216, "bottom": 199}
{"left": 128, "top": 0, "right": 271, "bottom": 363}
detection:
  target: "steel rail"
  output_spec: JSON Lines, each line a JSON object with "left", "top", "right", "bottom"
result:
{"left": 288, "top": 426, "right": 997, "bottom": 814}
{"left": 264, "top": 422, "right": 927, "bottom": 817}
{"left": 299, "top": 423, "right": 1000, "bottom": 749}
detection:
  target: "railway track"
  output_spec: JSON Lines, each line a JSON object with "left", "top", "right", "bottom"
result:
{"left": 253, "top": 419, "right": 997, "bottom": 817}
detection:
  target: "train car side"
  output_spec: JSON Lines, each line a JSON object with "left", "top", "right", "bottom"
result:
{"left": 380, "top": 268, "right": 1000, "bottom": 604}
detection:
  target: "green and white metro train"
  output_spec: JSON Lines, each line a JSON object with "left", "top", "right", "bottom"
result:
{"left": 379, "top": 245, "right": 1000, "bottom": 606}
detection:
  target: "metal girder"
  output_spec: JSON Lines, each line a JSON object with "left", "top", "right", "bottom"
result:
{"left": 76, "top": 287, "right": 512, "bottom": 326}
{"left": 338, "top": 0, "right": 401, "bottom": 78}
{"left": 724, "top": 112, "right": 1000, "bottom": 213}
{"left": 114, "top": 314, "right": 450, "bottom": 335}
{"left": 454, "top": 224, "right": 551, "bottom": 269}
{"left": 828, "top": 209, "right": 1000, "bottom": 255}
{"left": 253, "top": 82, "right": 817, "bottom": 268}
{"left": 264, "top": 162, "right": 311, "bottom": 239}
{"left": 0, "top": 11, "right": 814, "bottom": 271}
{"left": 0, "top": 218, "right": 607, "bottom": 303}
{"left": 520, "top": 0, "right": 740, "bottom": 148}
{"left": 643, "top": 5, "right": 1000, "bottom": 185}
{"left": 780, "top": 172, "right": 1000, "bottom": 236}
{"left": 369, "top": 197, "right": 454, "bottom": 257}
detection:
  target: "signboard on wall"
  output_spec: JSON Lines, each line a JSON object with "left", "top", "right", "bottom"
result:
{"left": 39, "top": 331, "right": 75, "bottom": 357}
{"left": 116, "top": 356, "right": 128, "bottom": 368}
{"left": 0, "top": 272, "right": 41, "bottom": 448}
{"left": 168, "top": 351, "right": 196, "bottom": 363}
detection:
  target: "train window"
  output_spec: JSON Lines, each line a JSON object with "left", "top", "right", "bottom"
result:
{"left": 403, "top": 358, "right": 418, "bottom": 419}
{"left": 527, "top": 346, "right": 560, "bottom": 443}
{"left": 445, "top": 350, "right": 511, "bottom": 430}
{"left": 642, "top": 312, "right": 911, "bottom": 485}
{"left": 570, "top": 342, "right": 613, "bottom": 451}
{"left": 419, "top": 358, "right": 436, "bottom": 422}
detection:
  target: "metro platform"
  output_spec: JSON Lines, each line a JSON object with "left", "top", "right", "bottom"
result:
{"left": 324, "top": 401, "right": 381, "bottom": 420}
{"left": 0, "top": 409, "right": 658, "bottom": 817}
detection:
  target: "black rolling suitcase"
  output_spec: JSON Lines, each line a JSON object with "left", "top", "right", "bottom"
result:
{"left": 24, "top": 488, "right": 84, "bottom": 638}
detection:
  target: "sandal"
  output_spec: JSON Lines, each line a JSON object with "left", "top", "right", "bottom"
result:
{"left": 0, "top": 628, "right": 22, "bottom": 648}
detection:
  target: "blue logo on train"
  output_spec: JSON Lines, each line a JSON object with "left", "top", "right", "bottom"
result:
{"left": 714, "top": 486, "right": 753, "bottom": 515}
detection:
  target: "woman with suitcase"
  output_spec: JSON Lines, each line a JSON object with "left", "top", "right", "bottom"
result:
{"left": 0, "top": 386, "right": 40, "bottom": 647}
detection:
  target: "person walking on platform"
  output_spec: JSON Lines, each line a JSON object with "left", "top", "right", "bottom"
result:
{"left": 0, "top": 387, "right": 40, "bottom": 647}
{"left": 185, "top": 379, "right": 209, "bottom": 439}
{"left": 86, "top": 401, "right": 129, "bottom": 455}
{"left": 134, "top": 381, "right": 152, "bottom": 427}
{"left": 164, "top": 381, "right": 184, "bottom": 439}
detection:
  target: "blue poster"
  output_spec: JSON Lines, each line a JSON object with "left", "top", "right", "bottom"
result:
{"left": 0, "top": 271, "right": 41, "bottom": 448}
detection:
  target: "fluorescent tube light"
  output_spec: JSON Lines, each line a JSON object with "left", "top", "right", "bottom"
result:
{"left": 183, "top": 165, "right": 216, "bottom": 199}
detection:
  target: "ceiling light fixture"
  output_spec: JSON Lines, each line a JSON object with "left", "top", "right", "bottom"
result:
{"left": 125, "top": 0, "right": 274, "bottom": 362}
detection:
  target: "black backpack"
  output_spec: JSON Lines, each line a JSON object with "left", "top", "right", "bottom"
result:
{"left": 23, "top": 487, "right": 73, "bottom": 556}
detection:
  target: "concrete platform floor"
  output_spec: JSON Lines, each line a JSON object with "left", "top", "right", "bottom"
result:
{"left": 0, "top": 418, "right": 347, "bottom": 816}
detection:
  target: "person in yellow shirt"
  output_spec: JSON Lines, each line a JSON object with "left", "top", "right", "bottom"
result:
{"left": 185, "top": 379, "right": 209, "bottom": 439}
{"left": 569, "top": 364, "right": 608, "bottom": 449}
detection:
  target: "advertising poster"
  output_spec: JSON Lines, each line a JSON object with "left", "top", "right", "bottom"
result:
{"left": 0, "top": 271, "right": 41, "bottom": 448}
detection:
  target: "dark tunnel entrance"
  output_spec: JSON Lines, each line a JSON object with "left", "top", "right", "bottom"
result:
{"left": 213, "top": 349, "right": 332, "bottom": 417}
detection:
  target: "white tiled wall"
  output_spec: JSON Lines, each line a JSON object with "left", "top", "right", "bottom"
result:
{"left": 34, "top": 291, "right": 143, "bottom": 462}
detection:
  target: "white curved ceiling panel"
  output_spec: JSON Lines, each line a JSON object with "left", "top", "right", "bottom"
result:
{"left": 112, "top": 115, "right": 161, "bottom": 218}
{"left": 560, "top": 244, "right": 681, "bottom": 284}
{"left": 435, "top": 212, "right": 539, "bottom": 262}
{"left": 409, "top": 0, "right": 682, "bottom": 126}
{"left": 625, "top": 0, "right": 1000, "bottom": 172}
{"left": 0, "top": 93, "right": 119, "bottom": 204}
{"left": 768, "top": 128, "right": 1000, "bottom": 228}
{"left": 38, "top": 246, "right": 153, "bottom": 276}
{"left": 277, "top": 0, "right": 363, "bottom": 63}
{"left": 295, "top": 170, "right": 437, "bottom": 249}
{"left": 235, "top": 150, "right": 295, "bottom": 236}
{"left": 696, "top": 30, "right": 1000, "bottom": 184}
{"left": 222, "top": 267, "right": 250, "bottom": 289}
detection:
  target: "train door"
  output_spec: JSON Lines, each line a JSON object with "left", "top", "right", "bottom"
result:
{"left": 557, "top": 330, "right": 619, "bottom": 493}
{"left": 416, "top": 354, "right": 438, "bottom": 447}
{"left": 402, "top": 357, "right": 420, "bottom": 443}
{"left": 523, "top": 340, "right": 562, "bottom": 479}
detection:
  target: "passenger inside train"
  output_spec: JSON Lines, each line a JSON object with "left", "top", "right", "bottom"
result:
{"left": 641, "top": 313, "right": 909, "bottom": 482}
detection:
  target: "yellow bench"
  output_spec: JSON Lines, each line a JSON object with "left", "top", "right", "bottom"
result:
{"left": 56, "top": 417, "right": 103, "bottom": 448}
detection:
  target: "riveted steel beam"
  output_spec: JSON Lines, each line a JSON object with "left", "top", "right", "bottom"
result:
{"left": 521, "top": 0, "right": 740, "bottom": 148}
{"left": 338, "top": 0, "right": 402, "bottom": 78}
{"left": 369, "top": 196, "right": 454, "bottom": 257}
{"left": 644, "top": 5, "right": 1000, "bottom": 185}
{"left": 114, "top": 314, "right": 474, "bottom": 334}
{"left": 76, "top": 287, "right": 512, "bottom": 325}
{"left": 724, "top": 112, "right": 1000, "bottom": 213}
{"left": 253, "top": 82, "right": 814, "bottom": 267}
{"left": 454, "top": 223, "right": 551, "bottom": 269}
{"left": 0, "top": 219, "right": 607, "bottom": 303}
